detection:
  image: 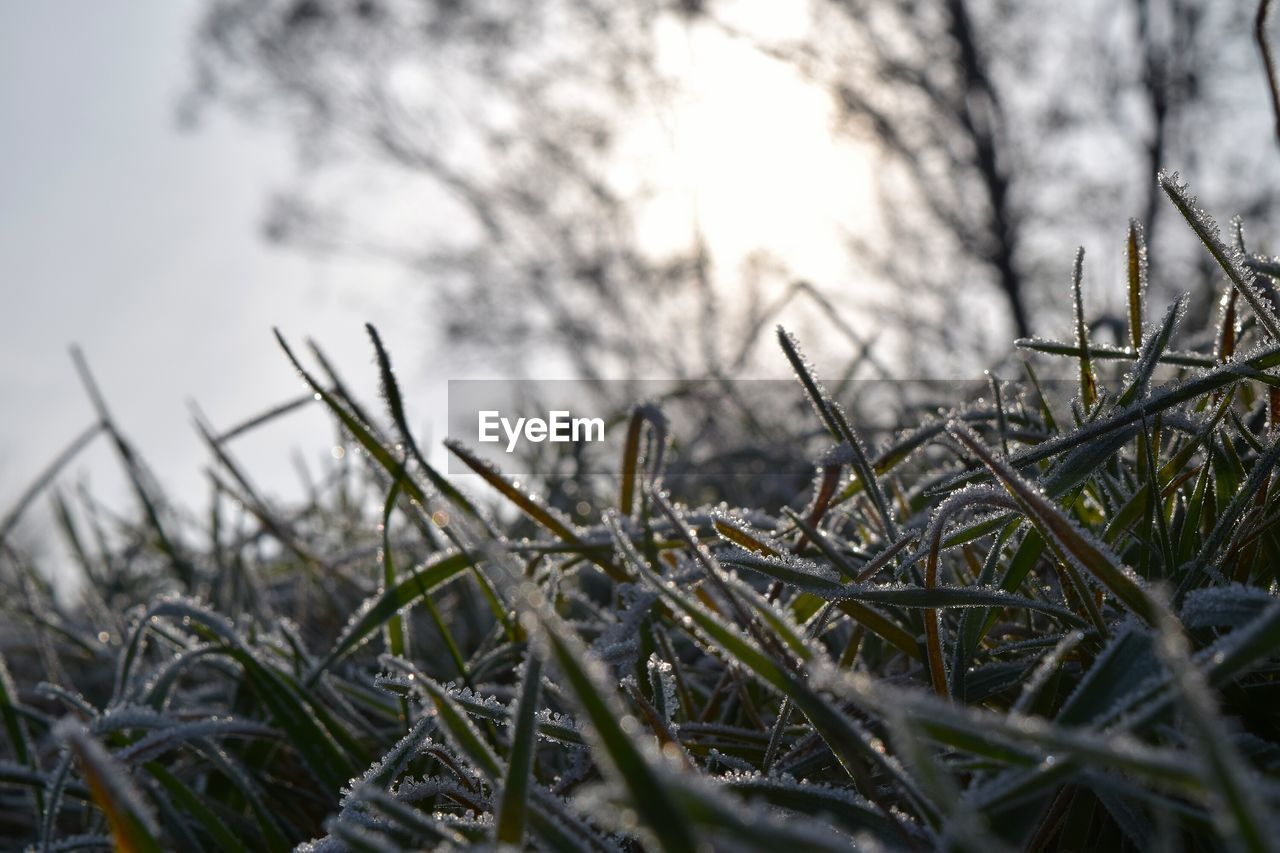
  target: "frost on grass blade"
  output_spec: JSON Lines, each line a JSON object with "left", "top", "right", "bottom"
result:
{"left": 1070, "top": 247, "right": 1099, "bottom": 409}
{"left": 948, "top": 422, "right": 1155, "bottom": 625}
{"left": 1160, "top": 172, "right": 1280, "bottom": 341}
{"left": 717, "top": 547, "right": 844, "bottom": 594}
{"left": 1181, "top": 585, "right": 1279, "bottom": 629}
{"left": 1127, "top": 218, "right": 1149, "bottom": 352}
{"left": 777, "top": 326, "right": 898, "bottom": 540}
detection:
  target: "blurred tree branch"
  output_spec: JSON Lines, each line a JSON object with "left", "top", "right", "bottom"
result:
{"left": 186, "top": 0, "right": 1277, "bottom": 374}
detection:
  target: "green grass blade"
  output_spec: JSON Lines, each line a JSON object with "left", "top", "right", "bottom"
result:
{"left": 310, "top": 550, "right": 474, "bottom": 679}
{"left": 495, "top": 655, "right": 542, "bottom": 845}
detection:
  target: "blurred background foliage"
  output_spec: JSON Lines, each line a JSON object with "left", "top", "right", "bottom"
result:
{"left": 187, "top": 0, "right": 1279, "bottom": 375}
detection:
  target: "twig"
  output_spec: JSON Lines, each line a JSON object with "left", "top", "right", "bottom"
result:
{"left": 1258, "top": 0, "right": 1280, "bottom": 144}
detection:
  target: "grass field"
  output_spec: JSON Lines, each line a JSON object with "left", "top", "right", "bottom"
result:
{"left": 4, "top": 172, "right": 1280, "bottom": 850}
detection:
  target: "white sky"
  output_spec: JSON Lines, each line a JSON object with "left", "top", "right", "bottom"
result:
{"left": 0, "top": 2, "right": 439, "bottom": 542}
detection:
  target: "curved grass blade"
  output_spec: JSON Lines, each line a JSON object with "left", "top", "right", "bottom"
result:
{"left": 56, "top": 720, "right": 163, "bottom": 853}
{"left": 619, "top": 404, "right": 668, "bottom": 517}
{"left": 446, "top": 439, "right": 622, "bottom": 581}
{"left": 777, "top": 327, "right": 898, "bottom": 539}
{"left": 310, "top": 550, "right": 474, "bottom": 679}
{"left": 273, "top": 329, "right": 485, "bottom": 525}
{"left": 415, "top": 677, "right": 503, "bottom": 782}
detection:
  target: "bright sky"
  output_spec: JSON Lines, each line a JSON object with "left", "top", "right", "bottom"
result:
{"left": 0, "top": 2, "right": 437, "bottom": 546}
{"left": 0, "top": 2, "right": 872, "bottom": 552}
{"left": 643, "top": 8, "right": 875, "bottom": 281}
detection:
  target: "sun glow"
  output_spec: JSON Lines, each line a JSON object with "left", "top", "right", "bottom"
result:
{"left": 633, "top": 8, "right": 877, "bottom": 286}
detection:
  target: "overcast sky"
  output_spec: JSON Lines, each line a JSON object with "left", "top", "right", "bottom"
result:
{"left": 0, "top": 2, "right": 447, "bottom": 541}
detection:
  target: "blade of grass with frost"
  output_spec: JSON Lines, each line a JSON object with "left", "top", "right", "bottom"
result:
{"left": 1015, "top": 338, "right": 1214, "bottom": 367}
{"left": 274, "top": 330, "right": 485, "bottom": 526}
{"left": 364, "top": 324, "right": 418, "bottom": 461}
{"left": 1161, "top": 172, "right": 1280, "bottom": 340}
{"left": 716, "top": 549, "right": 843, "bottom": 595}
{"left": 921, "top": 486, "right": 1017, "bottom": 696}
{"left": 1070, "top": 248, "right": 1099, "bottom": 409}
{"left": 619, "top": 404, "right": 668, "bottom": 517}
{"left": 310, "top": 550, "right": 473, "bottom": 679}
{"left": 1127, "top": 219, "right": 1149, "bottom": 352}
{"left": 365, "top": 323, "right": 464, "bottom": 552}
{"left": 777, "top": 326, "right": 898, "bottom": 540}
{"left": 56, "top": 720, "right": 163, "bottom": 853}
{"left": 711, "top": 515, "right": 783, "bottom": 557}
{"left": 355, "top": 788, "right": 467, "bottom": 848}
{"left": 1115, "top": 296, "right": 1187, "bottom": 410}
{"left": 1007, "top": 340, "right": 1280, "bottom": 467}
{"left": 606, "top": 513, "right": 938, "bottom": 830}
{"left": 1151, "top": 593, "right": 1278, "bottom": 852}
{"left": 721, "top": 775, "right": 906, "bottom": 841}
{"left": 415, "top": 677, "right": 503, "bottom": 782}
{"left": 407, "top": 681, "right": 583, "bottom": 744}
{"left": 378, "top": 484, "right": 408, "bottom": 663}
{"left": 495, "top": 655, "right": 542, "bottom": 846}
{"left": 446, "top": 439, "right": 624, "bottom": 581}
{"left": 738, "top": 531, "right": 1082, "bottom": 629}
{"left": 537, "top": 619, "right": 699, "bottom": 853}
{"left": 948, "top": 422, "right": 1155, "bottom": 625}
{"left": 115, "top": 718, "right": 279, "bottom": 765}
